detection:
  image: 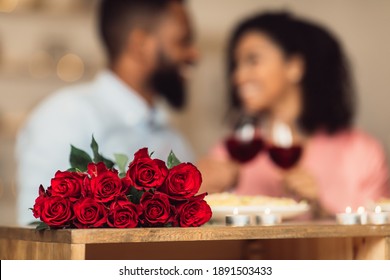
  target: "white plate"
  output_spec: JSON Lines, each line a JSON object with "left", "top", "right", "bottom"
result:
{"left": 210, "top": 203, "right": 310, "bottom": 224}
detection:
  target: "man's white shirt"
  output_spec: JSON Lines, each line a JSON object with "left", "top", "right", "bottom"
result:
{"left": 16, "top": 70, "right": 194, "bottom": 225}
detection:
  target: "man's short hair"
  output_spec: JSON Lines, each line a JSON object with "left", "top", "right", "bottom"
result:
{"left": 99, "top": 0, "right": 184, "bottom": 63}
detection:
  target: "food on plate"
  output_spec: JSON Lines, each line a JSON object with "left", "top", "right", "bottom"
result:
{"left": 378, "top": 198, "right": 390, "bottom": 204}
{"left": 205, "top": 192, "right": 307, "bottom": 207}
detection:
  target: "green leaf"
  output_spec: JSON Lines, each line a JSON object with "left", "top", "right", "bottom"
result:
{"left": 35, "top": 222, "right": 49, "bottom": 231}
{"left": 90, "top": 135, "right": 100, "bottom": 162}
{"left": 167, "top": 150, "right": 181, "bottom": 169}
{"left": 90, "top": 136, "right": 115, "bottom": 169}
{"left": 164, "top": 222, "right": 173, "bottom": 228}
{"left": 102, "top": 158, "right": 115, "bottom": 169}
{"left": 114, "top": 153, "right": 129, "bottom": 177}
{"left": 28, "top": 220, "right": 40, "bottom": 226}
{"left": 69, "top": 145, "right": 93, "bottom": 172}
{"left": 67, "top": 167, "right": 82, "bottom": 172}
{"left": 128, "top": 187, "right": 144, "bottom": 204}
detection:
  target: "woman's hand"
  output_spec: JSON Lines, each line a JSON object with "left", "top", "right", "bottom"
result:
{"left": 282, "top": 167, "right": 318, "bottom": 201}
{"left": 283, "top": 168, "right": 332, "bottom": 218}
{"left": 197, "top": 157, "right": 239, "bottom": 194}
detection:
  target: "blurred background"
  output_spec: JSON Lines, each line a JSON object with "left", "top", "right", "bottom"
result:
{"left": 0, "top": 0, "right": 389, "bottom": 225}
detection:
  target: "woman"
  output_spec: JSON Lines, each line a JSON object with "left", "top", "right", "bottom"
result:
{"left": 198, "top": 12, "right": 389, "bottom": 216}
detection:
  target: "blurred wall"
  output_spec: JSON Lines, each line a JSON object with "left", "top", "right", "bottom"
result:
{"left": 0, "top": 0, "right": 390, "bottom": 225}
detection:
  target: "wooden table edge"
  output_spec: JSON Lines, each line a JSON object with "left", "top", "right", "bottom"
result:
{"left": 1, "top": 224, "right": 390, "bottom": 244}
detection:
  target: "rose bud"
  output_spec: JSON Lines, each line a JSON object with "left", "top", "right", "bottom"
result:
{"left": 177, "top": 194, "right": 212, "bottom": 227}
{"left": 40, "top": 196, "right": 74, "bottom": 228}
{"left": 84, "top": 162, "right": 125, "bottom": 203}
{"left": 162, "top": 163, "right": 202, "bottom": 199}
{"left": 73, "top": 197, "right": 108, "bottom": 228}
{"left": 108, "top": 199, "right": 140, "bottom": 228}
{"left": 48, "top": 171, "right": 86, "bottom": 199}
{"left": 126, "top": 148, "right": 168, "bottom": 191}
{"left": 140, "top": 191, "right": 175, "bottom": 226}
{"left": 32, "top": 185, "right": 48, "bottom": 219}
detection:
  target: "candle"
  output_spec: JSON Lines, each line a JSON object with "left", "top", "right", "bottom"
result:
{"left": 336, "top": 207, "right": 361, "bottom": 225}
{"left": 256, "top": 208, "right": 281, "bottom": 226}
{"left": 357, "top": 206, "right": 368, "bottom": 225}
{"left": 225, "top": 208, "right": 250, "bottom": 227}
{"left": 368, "top": 206, "right": 389, "bottom": 225}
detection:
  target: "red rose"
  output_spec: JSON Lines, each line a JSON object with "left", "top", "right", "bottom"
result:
{"left": 32, "top": 185, "right": 48, "bottom": 219}
{"left": 140, "top": 191, "right": 175, "bottom": 226}
{"left": 162, "top": 163, "right": 202, "bottom": 199}
{"left": 121, "top": 176, "right": 133, "bottom": 194}
{"left": 48, "top": 171, "right": 85, "bottom": 199}
{"left": 108, "top": 199, "right": 140, "bottom": 228}
{"left": 73, "top": 197, "right": 108, "bottom": 228}
{"left": 84, "top": 162, "right": 125, "bottom": 203}
{"left": 177, "top": 193, "right": 212, "bottom": 227}
{"left": 126, "top": 148, "right": 168, "bottom": 190}
{"left": 40, "top": 196, "right": 74, "bottom": 228}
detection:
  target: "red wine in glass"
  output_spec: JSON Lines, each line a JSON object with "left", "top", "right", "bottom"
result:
{"left": 225, "top": 118, "right": 264, "bottom": 163}
{"left": 268, "top": 145, "right": 303, "bottom": 169}
{"left": 225, "top": 136, "right": 264, "bottom": 163}
{"left": 268, "top": 121, "right": 303, "bottom": 169}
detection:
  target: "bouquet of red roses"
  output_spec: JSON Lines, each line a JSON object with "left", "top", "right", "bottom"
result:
{"left": 31, "top": 137, "right": 212, "bottom": 229}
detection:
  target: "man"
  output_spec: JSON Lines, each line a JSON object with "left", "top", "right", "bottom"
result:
{"left": 16, "top": 0, "right": 198, "bottom": 225}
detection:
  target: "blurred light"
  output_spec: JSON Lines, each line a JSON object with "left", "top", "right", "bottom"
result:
{"left": 0, "top": 0, "right": 19, "bottom": 13}
{"left": 28, "top": 51, "right": 54, "bottom": 79}
{"left": 56, "top": 53, "right": 85, "bottom": 82}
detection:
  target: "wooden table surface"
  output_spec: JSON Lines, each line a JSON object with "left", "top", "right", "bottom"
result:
{"left": 1, "top": 223, "right": 390, "bottom": 260}
{"left": 1, "top": 223, "right": 390, "bottom": 244}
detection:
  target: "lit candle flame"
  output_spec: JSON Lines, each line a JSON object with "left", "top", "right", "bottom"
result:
{"left": 233, "top": 208, "right": 239, "bottom": 215}
{"left": 357, "top": 206, "right": 365, "bottom": 214}
{"left": 375, "top": 206, "right": 382, "bottom": 214}
{"left": 264, "top": 208, "right": 271, "bottom": 215}
{"left": 345, "top": 206, "right": 352, "bottom": 214}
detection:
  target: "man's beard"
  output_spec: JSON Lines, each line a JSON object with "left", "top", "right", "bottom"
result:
{"left": 150, "top": 53, "right": 186, "bottom": 110}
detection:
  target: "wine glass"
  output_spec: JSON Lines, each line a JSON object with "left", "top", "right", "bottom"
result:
{"left": 225, "top": 115, "right": 264, "bottom": 163}
{"left": 267, "top": 121, "right": 302, "bottom": 169}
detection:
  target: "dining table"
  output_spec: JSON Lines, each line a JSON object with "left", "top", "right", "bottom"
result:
{"left": 1, "top": 222, "right": 390, "bottom": 260}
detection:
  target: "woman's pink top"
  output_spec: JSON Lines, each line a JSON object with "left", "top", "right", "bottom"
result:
{"left": 211, "top": 129, "right": 390, "bottom": 214}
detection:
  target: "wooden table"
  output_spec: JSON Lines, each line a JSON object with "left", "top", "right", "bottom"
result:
{"left": 1, "top": 223, "right": 390, "bottom": 260}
